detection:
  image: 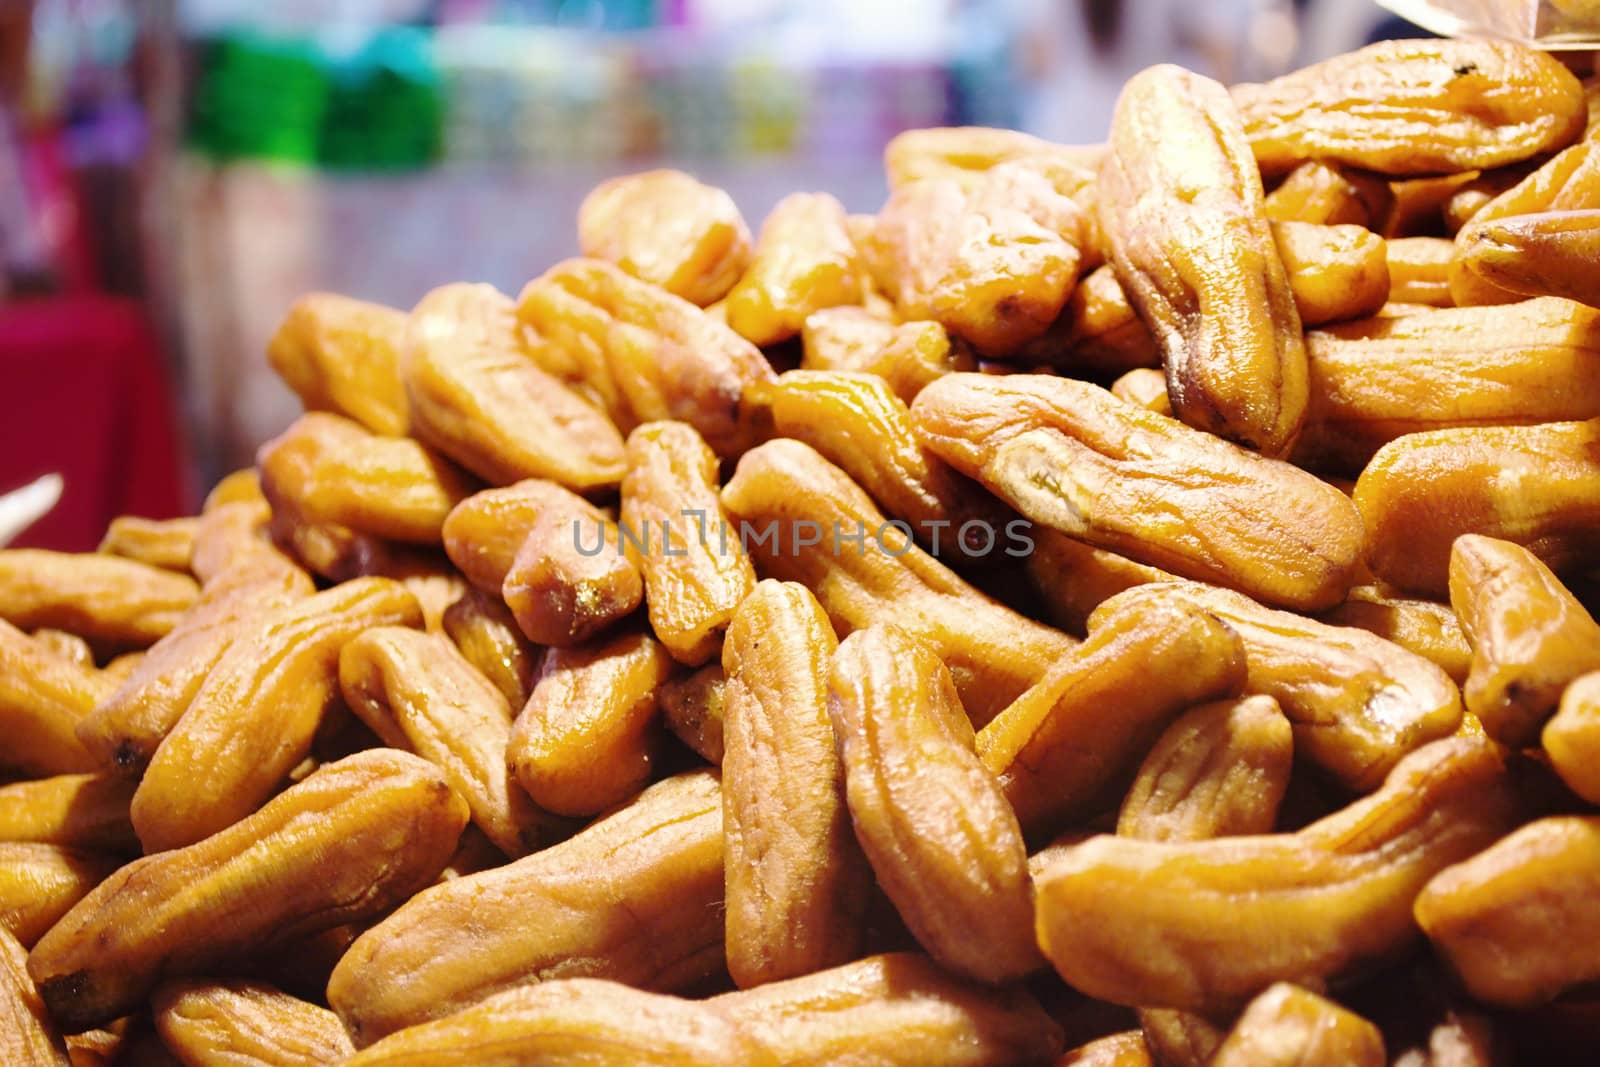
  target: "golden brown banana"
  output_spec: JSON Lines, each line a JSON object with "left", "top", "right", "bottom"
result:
{"left": 911, "top": 373, "right": 1364, "bottom": 612}
{"left": 0, "top": 621, "right": 109, "bottom": 778}
{"left": 343, "top": 979, "right": 776, "bottom": 1067}
{"left": 1354, "top": 420, "right": 1600, "bottom": 596}
{"left": 516, "top": 258, "right": 775, "bottom": 458}
{"left": 1416, "top": 816, "right": 1600, "bottom": 1009}
{"left": 1544, "top": 671, "right": 1600, "bottom": 806}
{"left": 130, "top": 577, "right": 423, "bottom": 851}
{"left": 721, "top": 581, "right": 867, "bottom": 989}
{"left": 256, "top": 411, "right": 475, "bottom": 544}
{"left": 0, "top": 775, "right": 136, "bottom": 854}
{"left": 977, "top": 591, "right": 1247, "bottom": 834}
{"left": 726, "top": 192, "right": 867, "bottom": 346}
{"left": 509, "top": 630, "right": 676, "bottom": 817}
{"left": 1117, "top": 695, "right": 1293, "bottom": 843}
{"left": 620, "top": 421, "right": 756, "bottom": 667}
{"left": 403, "top": 282, "right": 626, "bottom": 491}
{"left": 1034, "top": 736, "right": 1515, "bottom": 1014}
{"left": 340, "top": 625, "right": 545, "bottom": 857}
{"left": 720, "top": 438, "right": 1075, "bottom": 726}
{"left": 709, "top": 952, "right": 1065, "bottom": 1067}
{"left": 440, "top": 590, "right": 539, "bottom": 711}
{"left": 1208, "top": 983, "right": 1384, "bottom": 1067}
{"left": 1264, "top": 160, "right": 1393, "bottom": 228}
{"left": 0, "top": 844, "right": 118, "bottom": 949}
{"left": 267, "top": 292, "right": 411, "bottom": 436}
{"left": 865, "top": 161, "right": 1086, "bottom": 356}
{"left": 1449, "top": 534, "right": 1600, "bottom": 746}
{"left": 577, "top": 169, "right": 751, "bottom": 307}
{"left": 0, "top": 927, "right": 69, "bottom": 1067}
{"left": 1092, "top": 582, "right": 1462, "bottom": 791}
{"left": 96, "top": 517, "right": 197, "bottom": 574}
{"left": 1234, "top": 39, "right": 1586, "bottom": 177}
{"left": 28, "top": 750, "right": 467, "bottom": 1030}
{"left": 1458, "top": 209, "right": 1600, "bottom": 309}
{"left": 327, "top": 770, "right": 726, "bottom": 1045}
{"left": 829, "top": 625, "right": 1039, "bottom": 983}
{"left": 0, "top": 551, "right": 198, "bottom": 651}
{"left": 1296, "top": 298, "right": 1600, "bottom": 473}
{"left": 1100, "top": 64, "right": 1308, "bottom": 456}
{"left": 151, "top": 978, "right": 355, "bottom": 1067}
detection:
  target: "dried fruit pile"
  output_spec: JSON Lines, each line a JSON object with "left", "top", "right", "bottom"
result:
{"left": 7, "top": 36, "right": 1600, "bottom": 1066}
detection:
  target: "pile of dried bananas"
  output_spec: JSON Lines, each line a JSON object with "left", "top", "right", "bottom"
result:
{"left": 7, "top": 36, "right": 1600, "bottom": 1067}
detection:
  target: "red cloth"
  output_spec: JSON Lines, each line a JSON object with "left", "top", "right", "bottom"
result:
{"left": 0, "top": 295, "right": 192, "bottom": 550}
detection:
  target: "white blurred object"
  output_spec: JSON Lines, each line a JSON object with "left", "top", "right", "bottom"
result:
{"left": 178, "top": 0, "right": 430, "bottom": 34}
{"left": 0, "top": 474, "right": 64, "bottom": 547}
{"left": 0, "top": 114, "right": 52, "bottom": 283}
{"left": 1296, "top": 0, "right": 1393, "bottom": 64}
{"left": 1014, "top": 0, "right": 1293, "bottom": 144}
{"left": 1377, "top": 0, "right": 1600, "bottom": 46}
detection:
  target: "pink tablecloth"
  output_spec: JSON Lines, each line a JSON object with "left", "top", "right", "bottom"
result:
{"left": 0, "top": 296, "right": 191, "bottom": 551}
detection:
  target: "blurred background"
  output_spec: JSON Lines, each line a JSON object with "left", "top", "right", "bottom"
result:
{"left": 0, "top": 0, "right": 1419, "bottom": 548}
